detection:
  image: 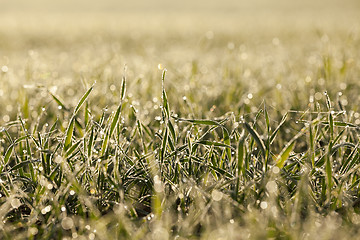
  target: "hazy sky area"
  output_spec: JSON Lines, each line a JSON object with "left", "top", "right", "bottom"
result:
{"left": 1, "top": 0, "right": 359, "bottom": 32}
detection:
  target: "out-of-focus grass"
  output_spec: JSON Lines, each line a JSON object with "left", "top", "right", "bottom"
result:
{"left": 0, "top": 1, "right": 360, "bottom": 239}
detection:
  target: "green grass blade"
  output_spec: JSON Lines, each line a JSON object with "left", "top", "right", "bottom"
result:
{"left": 64, "top": 117, "right": 75, "bottom": 151}
{"left": 168, "top": 119, "right": 176, "bottom": 142}
{"left": 100, "top": 128, "right": 110, "bottom": 157}
{"left": 48, "top": 91, "right": 68, "bottom": 111}
{"left": 74, "top": 84, "right": 94, "bottom": 116}
{"left": 264, "top": 103, "right": 270, "bottom": 134}
{"left": 331, "top": 142, "right": 356, "bottom": 154}
{"left": 243, "top": 121, "right": 266, "bottom": 159}
{"left": 276, "top": 141, "right": 295, "bottom": 168}
{"left": 223, "top": 128, "right": 232, "bottom": 162}
{"left": 65, "top": 140, "right": 82, "bottom": 158}
{"left": 173, "top": 117, "right": 221, "bottom": 126}
{"left": 234, "top": 131, "right": 245, "bottom": 200}
{"left": 4, "top": 144, "right": 14, "bottom": 165}
{"left": 160, "top": 127, "right": 168, "bottom": 165}
{"left": 325, "top": 154, "right": 333, "bottom": 192}
{"left": 161, "top": 70, "right": 170, "bottom": 119}
{"left": 120, "top": 75, "right": 126, "bottom": 101}
{"left": 237, "top": 131, "right": 245, "bottom": 175}
{"left": 110, "top": 105, "right": 121, "bottom": 137}
{"left": 270, "top": 112, "right": 288, "bottom": 144}
{"left": 209, "top": 165, "right": 234, "bottom": 179}
{"left": 84, "top": 101, "right": 90, "bottom": 128}
{"left": 329, "top": 111, "right": 334, "bottom": 141}
{"left": 9, "top": 160, "right": 38, "bottom": 172}
{"left": 196, "top": 140, "right": 234, "bottom": 149}
{"left": 87, "top": 127, "right": 94, "bottom": 159}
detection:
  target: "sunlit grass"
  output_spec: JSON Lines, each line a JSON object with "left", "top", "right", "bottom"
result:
{"left": 0, "top": 6, "right": 360, "bottom": 239}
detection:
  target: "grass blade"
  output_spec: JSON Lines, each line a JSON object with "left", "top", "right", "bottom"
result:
{"left": 276, "top": 141, "right": 295, "bottom": 168}
{"left": 74, "top": 84, "right": 94, "bottom": 116}
{"left": 110, "top": 105, "right": 121, "bottom": 137}
{"left": 223, "top": 128, "right": 232, "bottom": 162}
{"left": 270, "top": 112, "right": 288, "bottom": 144}
{"left": 329, "top": 111, "right": 334, "bottom": 141}
{"left": 65, "top": 140, "right": 82, "bottom": 158}
{"left": 48, "top": 91, "right": 68, "bottom": 111}
{"left": 64, "top": 117, "right": 75, "bottom": 151}
{"left": 160, "top": 127, "right": 168, "bottom": 165}
{"left": 243, "top": 121, "right": 266, "bottom": 159}
{"left": 209, "top": 165, "right": 234, "bottom": 179}
{"left": 237, "top": 131, "right": 245, "bottom": 175}
{"left": 4, "top": 144, "right": 14, "bottom": 165}
{"left": 100, "top": 128, "right": 110, "bottom": 157}
{"left": 173, "top": 117, "right": 221, "bottom": 126}
{"left": 196, "top": 140, "right": 234, "bottom": 149}
{"left": 161, "top": 70, "right": 170, "bottom": 119}
{"left": 120, "top": 74, "right": 126, "bottom": 101}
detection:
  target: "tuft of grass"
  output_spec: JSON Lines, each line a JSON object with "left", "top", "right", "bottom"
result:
{"left": 0, "top": 20, "right": 360, "bottom": 239}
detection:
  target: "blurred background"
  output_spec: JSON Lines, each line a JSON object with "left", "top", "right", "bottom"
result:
{"left": 1, "top": 0, "right": 359, "bottom": 32}
{"left": 0, "top": 0, "right": 359, "bottom": 123}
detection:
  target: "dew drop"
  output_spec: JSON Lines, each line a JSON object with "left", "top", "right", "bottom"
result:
{"left": 89, "top": 233, "right": 95, "bottom": 240}
{"left": 272, "top": 166, "right": 280, "bottom": 174}
{"left": 260, "top": 201, "right": 268, "bottom": 209}
{"left": 61, "top": 217, "right": 74, "bottom": 230}
{"left": 11, "top": 198, "right": 21, "bottom": 208}
{"left": 28, "top": 227, "right": 38, "bottom": 236}
{"left": 211, "top": 190, "right": 223, "bottom": 201}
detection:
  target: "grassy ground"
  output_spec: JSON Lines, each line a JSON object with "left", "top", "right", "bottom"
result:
{"left": 1, "top": 1, "right": 360, "bottom": 239}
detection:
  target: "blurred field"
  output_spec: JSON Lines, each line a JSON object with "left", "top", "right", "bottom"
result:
{"left": 1, "top": 0, "right": 359, "bottom": 39}
{"left": 1, "top": 1, "right": 360, "bottom": 239}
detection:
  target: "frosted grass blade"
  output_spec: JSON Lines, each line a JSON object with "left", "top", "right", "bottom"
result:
{"left": 243, "top": 122, "right": 266, "bottom": 159}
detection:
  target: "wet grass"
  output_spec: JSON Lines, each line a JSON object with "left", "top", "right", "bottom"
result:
{"left": 0, "top": 22, "right": 360, "bottom": 239}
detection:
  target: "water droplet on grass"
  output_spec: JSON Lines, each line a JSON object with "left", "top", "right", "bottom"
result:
{"left": 266, "top": 181, "right": 278, "bottom": 193}
{"left": 61, "top": 217, "right": 74, "bottom": 230}
{"left": 11, "top": 198, "right": 21, "bottom": 208}
{"left": 28, "top": 227, "right": 38, "bottom": 236}
{"left": 211, "top": 190, "right": 223, "bottom": 201}
{"left": 260, "top": 201, "right": 268, "bottom": 209}
{"left": 272, "top": 166, "right": 280, "bottom": 174}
